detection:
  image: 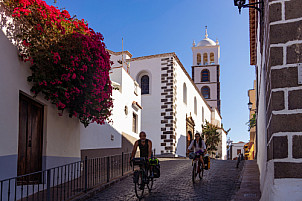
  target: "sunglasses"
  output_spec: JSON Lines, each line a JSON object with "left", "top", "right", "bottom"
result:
{"left": 195, "top": 135, "right": 200, "bottom": 138}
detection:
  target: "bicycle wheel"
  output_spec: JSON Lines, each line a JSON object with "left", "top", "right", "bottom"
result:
{"left": 199, "top": 165, "right": 204, "bottom": 179}
{"left": 192, "top": 163, "right": 196, "bottom": 183}
{"left": 147, "top": 177, "right": 153, "bottom": 192}
{"left": 134, "top": 170, "right": 145, "bottom": 199}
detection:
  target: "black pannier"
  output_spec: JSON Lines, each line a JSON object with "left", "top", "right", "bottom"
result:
{"left": 153, "top": 164, "right": 160, "bottom": 178}
{"left": 132, "top": 157, "right": 146, "bottom": 166}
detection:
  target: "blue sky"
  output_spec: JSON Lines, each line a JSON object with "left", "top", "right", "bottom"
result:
{"left": 46, "top": 0, "right": 255, "bottom": 143}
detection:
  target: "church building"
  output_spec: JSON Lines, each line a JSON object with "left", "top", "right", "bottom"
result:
{"left": 109, "top": 28, "right": 226, "bottom": 158}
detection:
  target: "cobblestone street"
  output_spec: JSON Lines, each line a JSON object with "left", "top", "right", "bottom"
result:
{"left": 86, "top": 158, "right": 243, "bottom": 201}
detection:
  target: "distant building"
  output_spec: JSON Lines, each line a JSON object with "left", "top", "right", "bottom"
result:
{"left": 228, "top": 141, "right": 246, "bottom": 160}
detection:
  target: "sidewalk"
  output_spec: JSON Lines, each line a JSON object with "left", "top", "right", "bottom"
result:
{"left": 232, "top": 160, "right": 261, "bottom": 201}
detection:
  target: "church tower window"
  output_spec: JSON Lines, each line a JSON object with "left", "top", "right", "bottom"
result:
{"left": 203, "top": 53, "right": 208, "bottom": 65}
{"left": 141, "top": 75, "right": 149, "bottom": 94}
{"left": 201, "top": 69, "right": 210, "bottom": 82}
{"left": 197, "top": 53, "right": 201, "bottom": 65}
{"left": 183, "top": 83, "right": 187, "bottom": 104}
{"left": 201, "top": 86, "right": 210, "bottom": 99}
{"left": 210, "top": 52, "right": 214, "bottom": 64}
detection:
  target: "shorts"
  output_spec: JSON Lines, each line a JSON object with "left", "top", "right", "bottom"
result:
{"left": 195, "top": 150, "right": 205, "bottom": 156}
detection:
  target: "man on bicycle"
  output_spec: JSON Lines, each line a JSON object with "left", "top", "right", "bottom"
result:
{"left": 130, "top": 131, "right": 152, "bottom": 160}
{"left": 130, "top": 131, "right": 153, "bottom": 177}
{"left": 188, "top": 132, "right": 207, "bottom": 168}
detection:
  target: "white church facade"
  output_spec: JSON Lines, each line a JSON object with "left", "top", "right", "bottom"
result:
{"left": 108, "top": 29, "right": 227, "bottom": 158}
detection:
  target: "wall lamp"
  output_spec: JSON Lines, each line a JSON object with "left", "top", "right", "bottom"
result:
{"left": 248, "top": 101, "right": 253, "bottom": 111}
{"left": 234, "top": 0, "right": 263, "bottom": 14}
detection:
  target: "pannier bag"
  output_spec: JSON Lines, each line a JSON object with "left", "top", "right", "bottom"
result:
{"left": 204, "top": 155, "right": 210, "bottom": 170}
{"left": 132, "top": 157, "right": 146, "bottom": 166}
{"left": 153, "top": 164, "right": 160, "bottom": 178}
{"left": 188, "top": 152, "right": 196, "bottom": 159}
{"left": 149, "top": 158, "right": 159, "bottom": 165}
{"left": 149, "top": 158, "right": 160, "bottom": 178}
{"left": 133, "top": 170, "right": 139, "bottom": 183}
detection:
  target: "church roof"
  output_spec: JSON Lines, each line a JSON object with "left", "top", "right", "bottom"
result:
{"left": 196, "top": 37, "right": 216, "bottom": 47}
{"left": 195, "top": 27, "right": 217, "bottom": 47}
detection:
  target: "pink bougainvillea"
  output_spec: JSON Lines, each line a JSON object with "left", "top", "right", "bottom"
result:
{"left": 4, "top": 0, "right": 113, "bottom": 127}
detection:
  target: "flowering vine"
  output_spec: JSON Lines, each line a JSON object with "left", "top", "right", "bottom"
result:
{"left": 4, "top": 0, "right": 113, "bottom": 127}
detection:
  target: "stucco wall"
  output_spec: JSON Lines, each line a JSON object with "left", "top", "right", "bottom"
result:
{"left": 127, "top": 54, "right": 215, "bottom": 156}
{"left": 0, "top": 27, "right": 81, "bottom": 179}
{"left": 174, "top": 60, "right": 212, "bottom": 157}
{"left": 129, "top": 57, "right": 162, "bottom": 155}
{"left": 80, "top": 67, "right": 141, "bottom": 151}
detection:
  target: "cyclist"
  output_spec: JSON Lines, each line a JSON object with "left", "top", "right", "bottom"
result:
{"left": 188, "top": 132, "right": 207, "bottom": 168}
{"left": 130, "top": 131, "right": 152, "bottom": 160}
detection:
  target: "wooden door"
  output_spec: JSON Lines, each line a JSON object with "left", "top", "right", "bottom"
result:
{"left": 187, "top": 131, "right": 193, "bottom": 150}
{"left": 186, "top": 116, "right": 195, "bottom": 156}
{"left": 18, "top": 94, "right": 43, "bottom": 181}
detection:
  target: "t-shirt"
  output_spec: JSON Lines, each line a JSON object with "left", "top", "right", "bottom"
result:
{"left": 188, "top": 139, "right": 206, "bottom": 152}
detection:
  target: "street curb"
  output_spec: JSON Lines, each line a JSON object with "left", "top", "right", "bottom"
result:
{"left": 230, "top": 160, "right": 246, "bottom": 201}
{"left": 70, "top": 171, "right": 134, "bottom": 201}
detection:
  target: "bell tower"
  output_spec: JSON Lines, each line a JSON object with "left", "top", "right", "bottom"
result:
{"left": 192, "top": 27, "right": 221, "bottom": 113}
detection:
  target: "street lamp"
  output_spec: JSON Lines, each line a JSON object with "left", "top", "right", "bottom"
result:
{"left": 234, "top": 0, "right": 263, "bottom": 14}
{"left": 248, "top": 101, "right": 253, "bottom": 111}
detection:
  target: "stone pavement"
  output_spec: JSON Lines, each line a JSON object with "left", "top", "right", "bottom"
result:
{"left": 232, "top": 160, "right": 261, "bottom": 201}
{"left": 85, "top": 158, "right": 244, "bottom": 201}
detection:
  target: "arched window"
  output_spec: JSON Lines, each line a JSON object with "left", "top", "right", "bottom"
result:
{"left": 197, "top": 53, "right": 201, "bottom": 65}
{"left": 201, "top": 86, "right": 210, "bottom": 99}
{"left": 203, "top": 53, "right": 208, "bottom": 65}
{"left": 210, "top": 52, "right": 214, "bottom": 64}
{"left": 141, "top": 75, "right": 149, "bottom": 94}
{"left": 201, "top": 69, "right": 210, "bottom": 82}
{"left": 183, "top": 83, "right": 187, "bottom": 104}
{"left": 194, "top": 97, "right": 197, "bottom": 115}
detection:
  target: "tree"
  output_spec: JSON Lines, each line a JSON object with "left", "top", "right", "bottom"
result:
{"left": 4, "top": 0, "right": 113, "bottom": 127}
{"left": 202, "top": 121, "right": 221, "bottom": 158}
{"left": 247, "top": 113, "right": 256, "bottom": 131}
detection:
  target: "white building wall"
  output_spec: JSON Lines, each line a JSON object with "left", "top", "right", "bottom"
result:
{"left": 174, "top": 60, "right": 212, "bottom": 157}
{"left": 211, "top": 108, "right": 222, "bottom": 127}
{"left": 0, "top": 28, "right": 81, "bottom": 180}
{"left": 129, "top": 57, "right": 162, "bottom": 155}
{"left": 221, "top": 131, "right": 227, "bottom": 160}
{"left": 231, "top": 142, "right": 246, "bottom": 160}
{"left": 80, "top": 67, "right": 141, "bottom": 150}
{"left": 216, "top": 129, "right": 227, "bottom": 160}
{"left": 127, "top": 54, "right": 214, "bottom": 156}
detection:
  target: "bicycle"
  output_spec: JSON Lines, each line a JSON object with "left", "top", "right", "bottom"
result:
{"left": 189, "top": 152, "right": 204, "bottom": 183}
{"left": 131, "top": 157, "right": 154, "bottom": 199}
